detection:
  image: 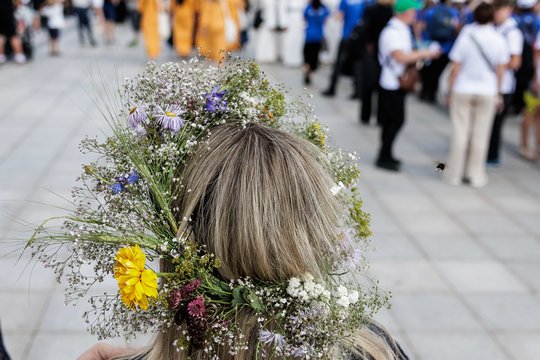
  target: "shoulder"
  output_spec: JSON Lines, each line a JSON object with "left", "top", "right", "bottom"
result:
{"left": 341, "top": 323, "right": 410, "bottom": 360}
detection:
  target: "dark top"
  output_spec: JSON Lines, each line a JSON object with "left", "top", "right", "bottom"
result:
{"left": 363, "top": 3, "right": 393, "bottom": 59}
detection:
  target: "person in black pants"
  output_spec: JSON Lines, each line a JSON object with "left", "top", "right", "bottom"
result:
{"left": 359, "top": 0, "right": 393, "bottom": 124}
{"left": 418, "top": 0, "right": 459, "bottom": 103}
{"left": 376, "top": 0, "right": 440, "bottom": 171}
{"left": 322, "top": 0, "right": 365, "bottom": 97}
{"left": 487, "top": 0, "right": 523, "bottom": 165}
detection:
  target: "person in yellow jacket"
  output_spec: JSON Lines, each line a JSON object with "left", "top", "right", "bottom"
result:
{"left": 139, "top": 0, "right": 161, "bottom": 59}
{"left": 170, "top": 0, "right": 195, "bottom": 58}
{"left": 196, "top": 0, "right": 239, "bottom": 63}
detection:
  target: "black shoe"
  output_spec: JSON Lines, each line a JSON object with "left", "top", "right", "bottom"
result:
{"left": 390, "top": 157, "right": 402, "bottom": 166}
{"left": 349, "top": 93, "right": 360, "bottom": 100}
{"left": 304, "top": 74, "right": 311, "bottom": 85}
{"left": 322, "top": 88, "right": 335, "bottom": 97}
{"left": 361, "top": 119, "right": 370, "bottom": 125}
{"left": 375, "top": 158, "right": 401, "bottom": 172}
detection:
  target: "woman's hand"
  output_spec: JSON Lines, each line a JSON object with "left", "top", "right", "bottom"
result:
{"left": 77, "top": 343, "right": 138, "bottom": 360}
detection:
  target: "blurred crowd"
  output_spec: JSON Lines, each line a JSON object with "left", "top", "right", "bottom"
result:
{"left": 300, "top": 0, "right": 540, "bottom": 186}
{"left": 1, "top": 0, "right": 539, "bottom": 186}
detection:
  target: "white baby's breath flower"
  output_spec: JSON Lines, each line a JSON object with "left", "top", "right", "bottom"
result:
{"left": 330, "top": 181, "right": 345, "bottom": 195}
{"left": 336, "top": 296, "right": 350, "bottom": 308}
{"left": 297, "top": 290, "right": 309, "bottom": 302}
{"left": 348, "top": 290, "right": 359, "bottom": 304}
{"left": 335, "top": 285, "right": 348, "bottom": 298}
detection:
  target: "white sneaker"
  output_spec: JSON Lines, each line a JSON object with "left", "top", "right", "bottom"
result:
{"left": 470, "top": 177, "right": 488, "bottom": 188}
{"left": 14, "top": 53, "right": 26, "bottom": 64}
{"left": 0, "top": 54, "right": 6, "bottom": 64}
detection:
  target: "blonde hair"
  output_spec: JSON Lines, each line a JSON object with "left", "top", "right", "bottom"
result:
{"left": 140, "top": 123, "right": 398, "bottom": 360}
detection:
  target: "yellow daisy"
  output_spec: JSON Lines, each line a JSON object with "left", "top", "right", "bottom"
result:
{"left": 113, "top": 245, "right": 158, "bottom": 310}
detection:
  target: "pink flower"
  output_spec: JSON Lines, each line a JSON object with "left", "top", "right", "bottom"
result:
{"left": 169, "top": 289, "right": 182, "bottom": 309}
{"left": 187, "top": 296, "right": 206, "bottom": 318}
{"left": 181, "top": 279, "right": 202, "bottom": 298}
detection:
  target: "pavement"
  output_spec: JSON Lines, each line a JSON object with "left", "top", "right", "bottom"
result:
{"left": 1, "top": 18, "right": 540, "bottom": 360}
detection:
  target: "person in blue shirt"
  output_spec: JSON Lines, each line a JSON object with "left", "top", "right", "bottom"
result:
{"left": 303, "top": 0, "right": 331, "bottom": 85}
{"left": 513, "top": 0, "right": 540, "bottom": 114}
{"left": 322, "top": 0, "right": 365, "bottom": 97}
{"left": 419, "top": 0, "right": 460, "bottom": 103}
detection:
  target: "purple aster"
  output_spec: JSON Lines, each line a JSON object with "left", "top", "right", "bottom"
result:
{"left": 292, "top": 346, "right": 308, "bottom": 358}
{"left": 204, "top": 86, "right": 228, "bottom": 113}
{"left": 155, "top": 104, "right": 185, "bottom": 133}
{"left": 110, "top": 183, "right": 124, "bottom": 194}
{"left": 260, "top": 330, "right": 286, "bottom": 350}
{"left": 126, "top": 170, "right": 140, "bottom": 184}
{"left": 127, "top": 106, "right": 146, "bottom": 129}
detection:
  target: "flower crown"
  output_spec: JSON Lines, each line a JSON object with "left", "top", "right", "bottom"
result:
{"left": 28, "top": 59, "right": 387, "bottom": 359}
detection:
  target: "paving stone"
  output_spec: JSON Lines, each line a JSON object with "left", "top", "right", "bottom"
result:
{"left": 505, "top": 261, "right": 540, "bottom": 292}
{"left": 495, "top": 332, "right": 540, "bottom": 360}
{"left": 413, "top": 234, "right": 490, "bottom": 260}
{"left": 369, "top": 233, "right": 423, "bottom": 260}
{"left": 476, "top": 235, "right": 540, "bottom": 260}
{"left": 390, "top": 294, "right": 483, "bottom": 331}
{"left": 368, "top": 260, "right": 450, "bottom": 293}
{"left": 436, "top": 261, "right": 528, "bottom": 293}
{"left": 406, "top": 331, "right": 509, "bottom": 360}
{"left": 0, "top": 291, "right": 51, "bottom": 332}
{"left": 464, "top": 294, "right": 540, "bottom": 331}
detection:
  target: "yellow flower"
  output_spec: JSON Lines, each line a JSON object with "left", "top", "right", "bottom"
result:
{"left": 113, "top": 245, "right": 158, "bottom": 310}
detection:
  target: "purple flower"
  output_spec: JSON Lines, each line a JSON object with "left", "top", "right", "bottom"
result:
{"left": 128, "top": 106, "right": 146, "bottom": 129}
{"left": 110, "top": 183, "right": 124, "bottom": 194}
{"left": 126, "top": 170, "right": 140, "bottom": 184}
{"left": 204, "top": 86, "right": 228, "bottom": 113}
{"left": 187, "top": 296, "right": 206, "bottom": 318}
{"left": 260, "top": 330, "right": 286, "bottom": 350}
{"left": 155, "top": 104, "right": 185, "bottom": 133}
{"left": 292, "top": 346, "right": 308, "bottom": 358}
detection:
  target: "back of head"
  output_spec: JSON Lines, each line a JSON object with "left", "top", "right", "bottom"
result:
{"left": 147, "top": 123, "right": 343, "bottom": 359}
{"left": 180, "top": 123, "right": 341, "bottom": 282}
{"left": 474, "top": 2, "right": 494, "bottom": 24}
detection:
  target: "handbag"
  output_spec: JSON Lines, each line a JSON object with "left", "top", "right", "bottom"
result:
{"left": 221, "top": 0, "right": 238, "bottom": 45}
{"left": 399, "top": 63, "right": 420, "bottom": 92}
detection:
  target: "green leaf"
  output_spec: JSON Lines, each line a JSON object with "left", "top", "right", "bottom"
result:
{"left": 242, "top": 289, "right": 265, "bottom": 312}
{"left": 231, "top": 286, "right": 247, "bottom": 307}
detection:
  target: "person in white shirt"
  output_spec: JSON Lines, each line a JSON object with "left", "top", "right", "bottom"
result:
{"left": 445, "top": 2, "right": 509, "bottom": 187}
{"left": 486, "top": 0, "right": 523, "bottom": 166}
{"left": 375, "top": 0, "right": 440, "bottom": 171}
{"left": 40, "top": 0, "right": 65, "bottom": 56}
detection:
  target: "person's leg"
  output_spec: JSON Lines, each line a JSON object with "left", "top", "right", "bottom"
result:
{"left": 360, "top": 84, "right": 372, "bottom": 123}
{"left": 75, "top": 7, "right": 85, "bottom": 44}
{"left": 428, "top": 54, "right": 449, "bottom": 102}
{"left": 377, "top": 89, "right": 405, "bottom": 167}
{"left": 323, "top": 39, "right": 347, "bottom": 96}
{"left": 466, "top": 94, "right": 497, "bottom": 186}
{"left": 360, "top": 55, "right": 375, "bottom": 123}
{"left": 419, "top": 61, "right": 434, "bottom": 101}
{"left": 444, "top": 93, "right": 473, "bottom": 184}
{"left": 352, "top": 59, "right": 362, "bottom": 99}
{"left": 487, "top": 94, "right": 511, "bottom": 163}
